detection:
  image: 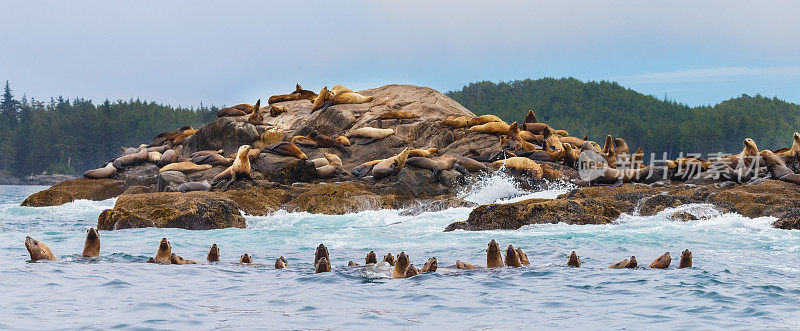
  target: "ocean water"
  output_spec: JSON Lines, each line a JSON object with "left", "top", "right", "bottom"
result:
{"left": 1, "top": 173, "right": 799, "bottom": 330}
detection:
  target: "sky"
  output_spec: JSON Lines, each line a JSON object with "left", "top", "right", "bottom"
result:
{"left": 1, "top": 0, "right": 799, "bottom": 107}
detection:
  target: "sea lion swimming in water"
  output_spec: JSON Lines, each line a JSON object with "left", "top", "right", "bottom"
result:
{"left": 315, "top": 256, "right": 331, "bottom": 273}
{"left": 486, "top": 240, "right": 504, "bottom": 268}
{"left": 404, "top": 264, "right": 420, "bottom": 278}
{"left": 516, "top": 248, "right": 530, "bottom": 266}
{"left": 170, "top": 253, "right": 197, "bottom": 265}
{"left": 275, "top": 256, "right": 289, "bottom": 269}
{"left": 504, "top": 245, "right": 521, "bottom": 267}
{"left": 383, "top": 253, "right": 395, "bottom": 266}
{"left": 262, "top": 142, "right": 308, "bottom": 159}
{"left": 240, "top": 254, "right": 253, "bottom": 264}
{"left": 678, "top": 249, "right": 692, "bottom": 269}
{"left": 365, "top": 251, "right": 377, "bottom": 264}
{"left": 315, "top": 244, "right": 330, "bottom": 265}
{"left": 649, "top": 252, "right": 671, "bottom": 269}
{"left": 420, "top": 257, "right": 438, "bottom": 273}
{"left": 567, "top": 251, "right": 581, "bottom": 267}
{"left": 84, "top": 163, "right": 116, "bottom": 179}
{"left": 207, "top": 244, "right": 219, "bottom": 262}
{"left": 211, "top": 145, "right": 252, "bottom": 190}
{"left": 609, "top": 256, "right": 637, "bottom": 269}
{"left": 372, "top": 148, "right": 410, "bottom": 180}
{"left": 151, "top": 238, "right": 171, "bottom": 264}
{"left": 455, "top": 260, "right": 475, "bottom": 270}
{"left": 393, "top": 252, "right": 411, "bottom": 278}
{"left": 268, "top": 83, "right": 318, "bottom": 104}
{"left": 81, "top": 228, "right": 100, "bottom": 258}
{"left": 25, "top": 236, "right": 56, "bottom": 261}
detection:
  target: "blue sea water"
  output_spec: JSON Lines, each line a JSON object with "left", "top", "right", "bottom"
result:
{"left": 1, "top": 174, "right": 799, "bottom": 330}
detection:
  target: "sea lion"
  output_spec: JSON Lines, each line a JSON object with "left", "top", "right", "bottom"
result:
{"left": 292, "top": 131, "right": 350, "bottom": 156}
{"left": 455, "top": 260, "right": 475, "bottom": 270}
{"left": 609, "top": 256, "right": 637, "bottom": 269}
{"left": 230, "top": 103, "right": 257, "bottom": 114}
{"left": 404, "top": 264, "right": 420, "bottom": 278}
{"left": 559, "top": 136, "right": 586, "bottom": 148}
{"left": 348, "top": 261, "right": 359, "bottom": 266}
{"left": 328, "top": 91, "right": 374, "bottom": 112}
{"left": 217, "top": 107, "right": 247, "bottom": 118}
{"left": 563, "top": 144, "right": 580, "bottom": 168}
{"left": 516, "top": 248, "right": 530, "bottom": 266}
{"left": 159, "top": 162, "right": 212, "bottom": 173}
{"left": 311, "top": 87, "right": 332, "bottom": 112}
{"left": 170, "top": 253, "right": 197, "bottom": 265}
{"left": 393, "top": 252, "right": 411, "bottom": 278}
{"left": 315, "top": 256, "right": 331, "bottom": 273}
{"left": 444, "top": 154, "right": 488, "bottom": 172}
{"left": 365, "top": 251, "right": 377, "bottom": 264}
{"left": 315, "top": 244, "right": 330, "bottom": 265}
{"left": 493, "top": 157, "right": 543, "bottom": 179}
{"left": 172, "top": 127, "right": 197, "bottom": 145}
{"left": 81, "top": 228, "right": 100, "bottom": 258}
{"left": 383, "top": 253, "right": 395, "bottom": 266}
{"left": 315, "top": 153, "right": 343, "bottom": 179}
{"left": 240, "top": 254, "right": 253, "bottom": 264}
{"left": 504, "top": 245, "right": 521, "bottom": 267}
{"left": 211, "top": 145, "right": 252, "bottom": 190}
{"left": 441, "top": 115, "right": 471, "bottom": 129}
{"left": 269, "top": 105, "right": 287, "bottom": 117}
{"left": 330, "top": 85, "right": 354, "bottom": 96}
{"left": 347, "top": 127, "right": 395, "bottom": 144}
{"left": 777, "top": 132, "right": 800, "bottom": 166}
{"left": 351, "top": 159, "right": 383, "bottom": 179}
{"left": 722, "top": 138, "right": 760, "bottom": 169}
{"left": 268, "top": 84, "right": 318, "bottom": 104}
{"left": 177, "top": 180, "right": 211, "bottom": 193}
{"left": 113, "top": 149, "right": 148, "bottom": 169}
{"left": 247, "top": 100, "right": 264, "bottom": 125}
{"left": 275, "top": 256, "right": 289, "bottom": 269}
{"left": 554, "top": 129, "right": 569, "bottom": 137}
{"left": 468, "top": 115, "right": 502, "bottom": 127}
{"left": 613, "top": 137, "right": 629, "bottom": 156}
{"left": 207, "top": 244, "right": 219, "bottom": 262}
{"left": 192, "top": 153, "right": 233, "bottom": 167}
{"left": 145, "top": 151, "right": 162, "bottom": 163}
{"left": 310, "top": 156, "right": 330, "bottom": 168}
{"left": 408, "top": 148, "right": 438, "bottom": 158}
{"left": 525, "top": 122, "right": 551, "bottom": 135}
{"left": 152, "top": 238, "right": 171, "bottom": 264}
{"left": 372, "top": 148, "right": 410, "bottom": 180}
{"left": 420, "top": 257, "right": 438, "bottom": 273}
{"left": 406, "top": 156, "right": 461, "bottom": 176}
{"left": 84, "top": 163, "right": 116, "bottom": 179}
{"left": 678, "top": 249, "right": 692, "bottom": 269}
{"left": 377, "top": 111, "right": 420, "bottom": 120}
{"left": 567, "top": 251, "right": 581, "bottom": 267}
{"left": 760, "top": 150, "right": 800, "bottom": 185}
{"left": 157, "top": 149, "right": 178, "bottom": 167}
{"left": 649, "top": 252, "right": 671, "bottom": 269}
{"left": 468, "top": 121, "right": 510, "bottom": 135}
{"left": 262, "top": 142, "right": 308, "bottom": 159}
{"left": 486, "top": 240, "right": 504, "bottom": 268}
{"left": 25, "top": 236, "right": 56, "bottom": 261}
{"left": 523, "top": 110, "right": 537, "bottom": 124}
{"left": 149, "top": 126, "right": 190, "bottom": 146}
{"left": 190, "top": 150, "right": 223, "bottom": 158}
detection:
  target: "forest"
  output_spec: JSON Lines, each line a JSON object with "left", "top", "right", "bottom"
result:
{"left": 1, "top": 77, "right": 799, "bottom": 177}
{"left": 447, "top": 78, "right": 800, "bottom": 160}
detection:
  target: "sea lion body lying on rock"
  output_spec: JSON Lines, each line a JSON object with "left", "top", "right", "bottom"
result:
{"left": 262, "top": 142, "right": 308, "bottom": 159}
{"left": 406, "top": 156, "right": 466, "bottom": 176}
{"left": 113, "top": 149, "right": 148, "bottom": 169}
{"left": 84, "top": 163, "right": 116, "bottom": 179}
{"left": 150, "top": 126, "right": 194, "bottom": 147}
{"left": 408, "top": 148, "right": 438, "bottom": 158}
{"left": 146, "top": 151, "right": 162, "bottom": 164}
{"left": 157, "top": 150, "right": 178, "bottom": 167}
{"left": 761, "top": 150, "right": 800, "bottom": 185}
{"left": 446, "top": 154, "right": 489, "bottom": 172}
{"left": 347, "top": 127, "right": 395, "bottom": 144}
{"left": 291, "top": 131, "right": 350, "bottom": 156}
{"left": 211, "top": 145, "right": 252, "bottom": 190}
{"left": 81, "top": 228, "right": 100, "bottom": 258}
{"left": 315, "top": 153, "right": 343, "bottom": 179}
{"left": 376, "top": 111, "right": 420, "bottom": 121}
{"left": 269, "top": 105, "right": 287, "bottom": 117}
{"left": 247, "top": 100, "right": 264, "bottom": 125}
{"left": 493, "top": 157, "right": 543, "bottom": 179}
{"left": 217, "top": 107, "right": 247, "bottom": 118}
{"left": 268, "top": 84, "right": 317, "bottom": 104}
{"left": 441, "top": 115, "right": 471, "bottom": 129}
{"left": 468, "top": 115, "right": 502, "bottom": 127}
{"left": 25, "top": 236, "right": 56, "bottom": 261}
{"left": 468, "top": 121, "right": 510, "bottom": 135}
{"left": 159, "top": 162, "right": 212, "bottom": 173}
{"left": 192, "top": 153, "right": 233, "bottom": 167}
{"left": 178, "top": 181, "right": 211, "bottom": 193}
{"left": 351, "top": 159, "right": 383, "bottom": 179}
{"left": 372, "top": 148, "right": 410, "bottom": 180}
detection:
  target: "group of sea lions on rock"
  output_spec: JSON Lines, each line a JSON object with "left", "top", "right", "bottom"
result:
{"left": 24, "top": 232, "right": 693, "bottom": 275}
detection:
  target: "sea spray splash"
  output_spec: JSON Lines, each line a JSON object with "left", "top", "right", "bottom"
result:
{"left": 459, "top": 169, "right": 575, "bottom": 205}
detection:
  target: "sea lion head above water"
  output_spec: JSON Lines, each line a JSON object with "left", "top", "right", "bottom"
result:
{"left": 567, "top": 251, "right": 581, "bottom": 267}
{"left": 315, "top": 256, "right": 331, "bottom": 273}
{"left": 486, "top": 240, "right": 504, "bottom": 268}
{"left": 206, "top": 244, "right": 219, "bottom": 262}
{"left": 365, "top": 251, "right": 377, "bottom": 264}
{"left": 153, "top": 238, "right": 172, "bottom": 264}
{"left": 25, "top": 236, "right": 57, "bottom": 261}
{"left": 240, "top": 254, "right": 252, "bottom": 264}
{"left": 393, "top": 252, "right": 411, "bottom": 278}
{"left": 383, "top": 253, "right": 395, "bottom": 266}
{"left": 504, "top": 245, "right": 521, "bottom": 268}
{"left": 420, "top": 257, "right": 438, "bottom": 273}
{"left": 81, "top": 228, "right": 100, "bottom": 258}
{"left": 649, "top": 252, "right": 671, "bottom": 269}
{"left": 315, "top": 244, "right": 330, "bottom": 265}
{"left": 404, "top": 264, "right": 420, "bottom": 278}
{"left": 275, "top": 256, "right": 289, "bottom": 269}
{"left": 678, "top": 249, "right": 692, "bottom": 269}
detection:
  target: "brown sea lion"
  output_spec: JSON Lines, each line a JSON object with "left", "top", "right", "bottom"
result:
{"left": 560, "top": 136, "right": 586, "bottom": 148}
{"left": 269, "top": 105, "right": 287, "bottom": 117}
{"left": 150, "top": 126, "right": 193, "bottom": 146}
{"left": 157, "top": 150, "right": 178, "bottom": 167}
{"left": 455, "top": 260, "right": 475, "bottom": 270}
{"left": 330, "top": 85, "right": 353, "bottom": 96}
{"left": 678, "top": 249, "right": 692, "bottom": 269}
{"left": 441, "top": 115, "right": 471, "bottom": 129}
{"left": 310, "top": 156, "right": 329, "bottom": 168}
{"left": 468, "top": 115, "right": 502, "bottom": 127}
{"left": 348, "top": 261, "right": 359, "bottom": 267}
{"left": 262, "top": 141, "right": 307, "bottom": 159}
{"left": 315, "top": 153, "right": 343, "bottom": 179}
{"left": 352, "top": 159, "right": 383, "bottom": 179}
{"left": 446, "top": 154, "right": 489, "bottom": 172}
{"left": 563, "top": 144, "right": 580, "bottom": 168}
{"left": 408, "top": 148, "right": 438, "bottom": 158}
{"left": 609, "top": 256, "right": 637, "bottom": 269}
{"left": 393, "top": 252, "right": 411, "bottom": 278}
{"left": 315, "top": 256, "right": 331, "bottom": 273}
{"left": 268, "top": 84, "right": 318, "bottom": 104}
{"left": 493, "top": 157, "right": 543, "bottom": 179}
{"left": 365, "top": 251, "right": 377, "bottom": 264}
{"left": 649, "top": 252, "right": 671, "bottom": 269}
{"left": 170, "top": 253, "right": 197, "bottom": 265}
{"left": 152, "top": 238, "right": 171, "bottom": 264}
{"left": 777, "top": 132, "right": 800, "bottom": 164}
{"left": 84, "top": 163, "right": 116, "bottom": 179}
{"left": 525, "top": 122, "right": 551, "bottom": 135}
{"left": 486, "top": 240, "right": 504, "bottom": 268}
{"left": 504, "top": 245, "right": 521, "bottom": 267}
{"left": 292, "top": 131, "right": 350, "bottom": 156}
{"left": 761, "top": 150, "right": 800, "bottom": 185}
{"left": 190, "top": 149, "right": 224, "bottom": 158}
{"left": 404, "top": 264, "right": 420, "bottom": 278}
{"left": 275, "top": 256, "right": 289, "bottom": 269}
{"left": 81, "top": 228, "right": 100, "bottom": 258}
{"left": 372, "top": 148, "right": 410, "bottom": 180}
{"left": 159, "top": 162, "right": 212, "bottom": 173}
{"left": 406, "top": 156, "right": 461, "bottom": 176}
{"left": 240, "top": 254, "right": 253, "bottom": 264}
{"left": 172, "top": 127, "right": 197, "bottom": 145}
{"left": 377, "top": 111, "right": 420, "bottom": 120}
{"left": 468, "top": 121, "right": 510, "bottom": 135}
{"left": 613, "top": 137, "right": 629, "bottom": 156}
{"left": 523, "top": 110, "right": 537, "bottom": 124}
{"left": 383, "top": 253, "right": 395, "bottom": 266}
{"left": 25, "top": 236, "right": 56, "bottom": 261}
{"left": 330, "top": 91, "right": 373, "bottom": 108}
{"left": 192, "top": 153, "right": 233, "bottom": 167}
{"left": 217, "top": 107, "right": 247, "bottom": 118}
{"left": 567, "top": 251, "right": 581, "bottom": 267}
{"left": 207, "top": 244, "right": 219, "bottom": 262}
{"left": 311, "top": 86, "right": 332, "bottom": 112}
{"left": 113, "top": 149, "right": 148, "bottom": 169}
{"left": 516, "top": 248, "right": 530, "bottom": 266}
{"left": 315, "top": 244, "right": 330, "bottom": 265}
{"left": 420, "top": 257, "right": 438, "bottom": 273}
{"left": 247, "top": 100, "right": 264, "bottom": 125}
{"left": 347, "top": 127, "right": 395, "bottom": 144}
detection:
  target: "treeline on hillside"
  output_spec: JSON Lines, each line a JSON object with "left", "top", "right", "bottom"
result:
{"left": 447, "top": 78, "right": 800, "bottom": 159}
{"left": 0, "top": 81, "right": 217, "bottom": 177}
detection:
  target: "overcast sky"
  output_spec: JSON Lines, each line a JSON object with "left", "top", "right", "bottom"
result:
{"left": 2, "top": 1, "right": 799, "bottom": 107}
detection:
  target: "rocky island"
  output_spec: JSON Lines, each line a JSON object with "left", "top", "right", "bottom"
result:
{"left": 21, "top": 84, "right": 800, "bottom": 231}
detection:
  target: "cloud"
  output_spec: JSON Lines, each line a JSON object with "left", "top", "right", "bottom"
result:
{"left": 615, "top": 66, "right": 800, "bottom": 85}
